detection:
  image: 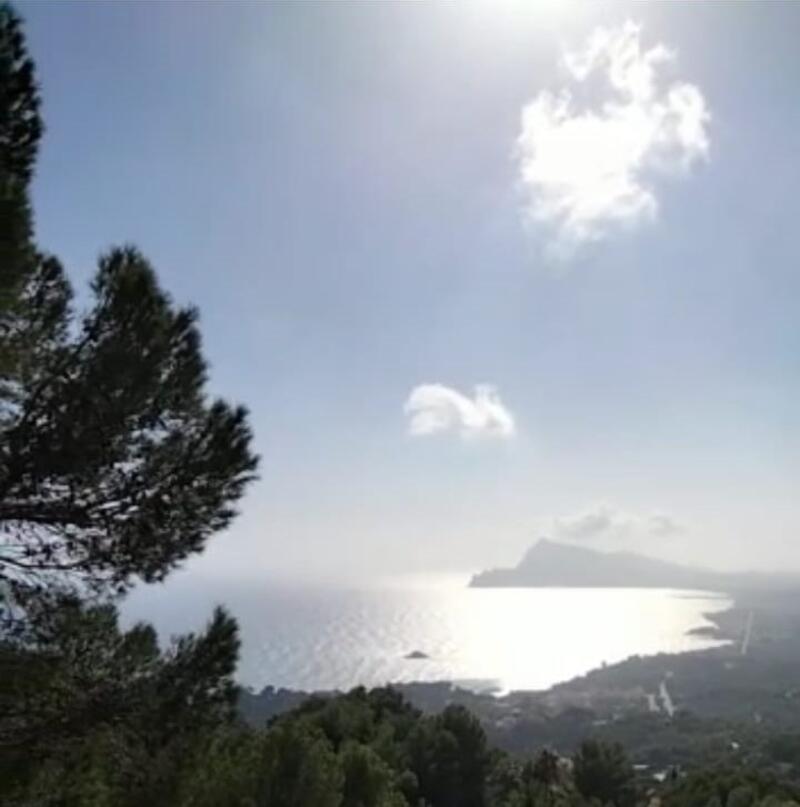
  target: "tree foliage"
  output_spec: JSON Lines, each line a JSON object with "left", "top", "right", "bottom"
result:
{"left": 0, "top": 5, "right": 257, "bottom": 802}
{"left": 0, "top": 600, "right": 241, "bottom": 803}
{"left": 573, "top": 738, "right": 636, "bottom": 807}
{"left": 0, "top": 2, "right": 258, "bottom": 628}
{"left": 1, "top": 245, "right": 258, "bottom": 610}
{"left": 662, "top": 768, "right": 800, "bottom": 807}
{"left": 0, "top": 0, "right": 41, "bottom": 320}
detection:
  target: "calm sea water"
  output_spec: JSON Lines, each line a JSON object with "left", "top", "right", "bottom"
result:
{"left": 123, "top": 576, "right": 731, "bottom": 694}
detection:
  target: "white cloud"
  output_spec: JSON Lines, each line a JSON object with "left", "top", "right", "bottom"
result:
{"left": 516, "top": 20, "right": 709, "bottom": 257}
{"left": 404, "top": 383, "right": 515, "bottom": 440}
{"left": 551, "top": 503, "right": 684, "bottom": 542}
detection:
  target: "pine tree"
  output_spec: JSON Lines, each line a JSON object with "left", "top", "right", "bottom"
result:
{"left": 573, "top": 739, "right": 636, "bottom": 807}
{"left": 0, "top": 4, "right": 258, "bottom": 627}
{"left": 0, "top": 7, "right": 258, "bottom": 797}
{"left": 0, "top": 1, "right": 42, "bottom": 364}
{"left": 0, "top": 600, "right": 242, "bottom": 803}
{"left": 1, "top": 246, "right": 258, "bottom": 611}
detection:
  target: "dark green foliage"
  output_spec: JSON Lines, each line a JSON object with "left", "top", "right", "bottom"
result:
{"left": 0, "top": 2, "right": 39, "bottom": 187}
{"left": 339, "top": 740, "right": 402, "bottom": 807}
{"left": 407, "top": 704, "right": 494, "bottom": 807}
{"left": 173, "top": 725, "right": 265, "bottom": 807}
{"left": 288, "top": 688, "right": 496, "bottom": 806}
{"left": 573, "top": 739, "right": 636, "bottom": 807}
{"left": 0, "top": 1, "right": 41, "bottom": 366}
{"left": 662, "top": 768, "right": 800, "bottom": 807}
{"left": 0, "top": 10, "right": 257, "bottom": 802}
{"left": 487, "top": 754, "right": 529, "bottom": 806}
{"left": 291, "top": 686, "right": 421, "bottom": 750}
{"left": 1, "top": 599, "right": 158, "bottom": 762}
{"left": 0, "top": 6, "right": 258, "bottom": 624}
{"left": 1, "top": 246, "right": 258, "bottom": 611}
{"left": 8, "top": 672, "right": 800, "bottom": 806}
{"left": 0, "top": 601, "right": 241, "bottom": 804}
{"left": 486, "top": 750, "right": 584, "bottom": 807}
{"left": 176, "top": 713, "right": 409, "bottom": 807}
{"left": 765, "top": 734, "right": 800, "bottom": 767}
{"left": 531, "top": 748, "right": 562, "bottom": 791}
{"left": 276, "top": 687, "right": 419, "bottom": 805}
{"left": 260, "top": 689, "right": 502, "bottom": 807}
{"left": 254, "top": 720, "right": 345, "bottom": 807}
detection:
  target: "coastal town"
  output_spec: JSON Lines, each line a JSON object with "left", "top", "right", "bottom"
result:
{"left": 241, "top": 589, "right": 800, "bottom": 784}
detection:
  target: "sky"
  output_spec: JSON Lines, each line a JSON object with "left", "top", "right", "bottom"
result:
{"left": 20, "top": 1, "right": 800, "bottom": 583}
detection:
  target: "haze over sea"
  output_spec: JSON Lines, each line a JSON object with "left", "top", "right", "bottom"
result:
{"left": 124, "top": 578, "right": 730, "bottom": 694}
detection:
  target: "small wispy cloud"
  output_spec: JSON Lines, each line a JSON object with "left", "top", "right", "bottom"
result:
{"left": 550, "top": 503, "right": 684, "bottom": 542}
{"left": 516, "top": 20, "right": 710, "bottom": 257}
{"left": 404, "top": 384, "right": 515, "bottom": 440}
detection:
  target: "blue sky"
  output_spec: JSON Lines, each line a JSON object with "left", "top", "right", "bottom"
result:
{"left": 21, "top": 2, "right": 800, "bottom": 580}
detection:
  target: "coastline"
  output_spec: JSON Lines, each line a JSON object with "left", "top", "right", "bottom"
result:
{"left": 240, "top": 588, "right": 746, "bottom": 721}
{"left": 240, "top": 584, "right": 800, "bottom": 765}
{"left": 687, "top": 599, "right": 742, "bottom": 642}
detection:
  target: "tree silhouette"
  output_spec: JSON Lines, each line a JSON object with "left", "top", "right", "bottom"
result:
{"left": 0, "top": 6, "right": 258, "bottom": 799}
{"left": 573, "top": 739, "right": 636, "bottom": 807}
{"left": 0, "top": 2, "right": 258, "bottom": 628}
{"left": 0, "top": 1, "right": 41, "bottom": 323}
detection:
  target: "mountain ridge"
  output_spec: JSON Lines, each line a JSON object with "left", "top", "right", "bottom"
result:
{"left": 469, "top": 539, "right": 799, "bottom": 591}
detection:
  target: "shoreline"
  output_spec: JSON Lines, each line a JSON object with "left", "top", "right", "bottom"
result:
{"left": 239, "top": 585, "right": 800, "bottom": 765}
{"left": 240, "top": 588, "right": 749, "bottom": 718}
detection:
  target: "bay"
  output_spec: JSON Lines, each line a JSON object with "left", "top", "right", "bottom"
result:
{"left": 123, "top": 575, "right": 731, "bottom": 694}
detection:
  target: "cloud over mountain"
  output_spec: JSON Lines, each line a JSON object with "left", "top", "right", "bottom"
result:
{"left": 551, "top": 503, "right": 684, "bottom": 542}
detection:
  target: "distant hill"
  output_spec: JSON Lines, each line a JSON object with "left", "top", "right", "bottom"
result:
{"left": 469, "top": 539, "right": 798, "bottom": 592}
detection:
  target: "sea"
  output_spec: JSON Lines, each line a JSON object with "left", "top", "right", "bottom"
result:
{"left": 122, "top": 575, "right": 731, "bottom": 695}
